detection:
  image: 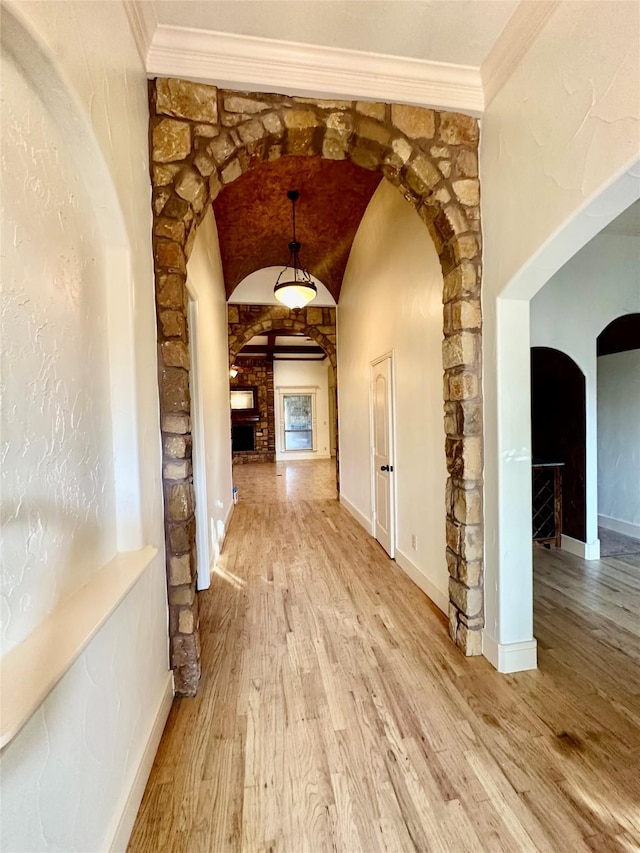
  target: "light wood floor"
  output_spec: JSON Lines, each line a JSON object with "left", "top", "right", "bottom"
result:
{"left": 129, "top": 460, "right": 640, "bottom": 852}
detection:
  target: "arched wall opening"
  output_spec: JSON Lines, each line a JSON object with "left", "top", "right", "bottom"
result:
{"left": 478, "top": 0, "right": 639, "bottom": 672}
{"left": 531, "top": 348, "right": 586, "bottom": 542}
{"left": 1, "top": 6, "right": 169, "bottom": 850}
{"left": 597, "top": 314, "right": 640, "bottom": 544}
{"left": 1, "top": 5, "right": 148, "bottom": 650}
{"left": 229, "top": 312, "right": 337, "bottom": 474}
{"left": 484, "top": 166, "right": 640, "bottom": 673}
{"left": 149, "top": 79, "right": 484, "bottom": 695}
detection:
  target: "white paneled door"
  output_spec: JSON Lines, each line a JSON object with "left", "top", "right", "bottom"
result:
{"left": 371, "top": 354, "right": 395, "bottom": 557}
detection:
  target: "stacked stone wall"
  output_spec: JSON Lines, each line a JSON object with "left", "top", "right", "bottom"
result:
{"left": 228, "top": 304, "right": 337, "bottom": 366}
{"left": 150, "top": 78, "right": 484, "bottom": 694}
{"left": 230, "top": 358, "right": 275, "bottom": 463}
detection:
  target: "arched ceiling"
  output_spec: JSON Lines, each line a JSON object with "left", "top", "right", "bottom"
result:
{"left": 212, "top": 156, "right": 382, "bottom": 301}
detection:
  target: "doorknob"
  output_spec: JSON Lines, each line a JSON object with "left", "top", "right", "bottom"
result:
{"left": 380, "top": 465, "right": 393, "bottom": 472}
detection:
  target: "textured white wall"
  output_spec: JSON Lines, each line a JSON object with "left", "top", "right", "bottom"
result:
{"left": 338, "top": 180, "right": 448, "bottom": 608}
{"left": 274, "top": 360, "right": 331, "bottom": 460}
{"left": 186, "top": 208, "right": 234, "bottom": 576}
{"left": 480, "top": 1, "right": 640, "bottom": 661}
{"left": 597, "top": 350, "right": 640, "bottom": 532}
{"left": 0, "top": 3, "right": 169, "bottom": 851}
{"left": 530, "top": 232, "right": 640, "bottom": 548}
{"left": 1, "top": 48, "right": 117, "bottom": 652}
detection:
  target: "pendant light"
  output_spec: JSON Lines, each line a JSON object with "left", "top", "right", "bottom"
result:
{"left": 273, "top": 190, "right": 317, "bottom": 309}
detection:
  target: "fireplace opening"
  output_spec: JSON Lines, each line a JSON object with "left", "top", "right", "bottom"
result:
{"left": 232, "top": 424, "right": 255, "bottom": 452}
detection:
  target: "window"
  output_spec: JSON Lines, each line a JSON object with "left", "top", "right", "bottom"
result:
{"left": 279, "top": 388, "right": 318, "bottom": 453}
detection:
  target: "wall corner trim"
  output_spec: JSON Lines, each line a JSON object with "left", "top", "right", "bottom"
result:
{"left": 560, "top": 534, "right": 601, "bottom": 561}
{"left": 481, "top": 0, "right": 560, "bottom": 107}
{"left": 482, "top": 634, "right": 538, "bottom": 673}
{"left": 107, "top": 672, "right": 174, "bottom": 852}
{"left": 394, "top": 548, "right": 448, "bottom": 614}
{"left": 339, "top": 493, "right": 373, "bottom": 535}
{"left": 122, "top": 0, "right": 158, "bottom": 66}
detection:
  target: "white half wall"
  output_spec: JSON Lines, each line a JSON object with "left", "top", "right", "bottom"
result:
{"left": 597, "top": 349, "right": 640, "bottom": 534}
{"left": 338, "top": 180, "right": 448, "bottom": 611}
{"left": 274, "top": 360, "right": 331, "bottom": 461}
{"left": 186, "top": 208, "right": 234, "bottom": 582}
{"left": 480, "top": 0, "right": 640, "bottom": 662}
{"left": 1, "top": 3, "right": 170, "bottom": 851}
{"left": 530, "top": 233, "right": 640, "bottom": 551}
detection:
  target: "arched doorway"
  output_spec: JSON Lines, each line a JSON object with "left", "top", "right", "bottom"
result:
{"left": 597, "top": 313, "right": 640, "bottom": 553}
{"left": 150, "top": 80, "right": 484, "bottom": 693}
{"left": 531, "top": 347, "right": 586, "bottom": 544}
{"left": 229, "top": 314, "right": 337, "bottom": 478}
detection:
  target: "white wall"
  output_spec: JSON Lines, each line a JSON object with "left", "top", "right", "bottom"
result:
{"left": 530, "top": 233, "right": 640, "bottom": 551}
{"left": 597, "top": 350, "right": 640, "bottom": 535}
{"left": 186, "top": 208, "right": 234, "bottom": 581}
{"left": 1, "top": 47, "right": 118, "bottom": 652}
{"left": 274, "top": 360, "right": 331, "bottom": 460}
{"left": 1, "top": 3, "right": 169, "bottom": 851}
{"left": 338, "top": 180, "right": 448, "bottom": 612}
{"left": 479, "top": 1, "right": 640, "bottom": 668}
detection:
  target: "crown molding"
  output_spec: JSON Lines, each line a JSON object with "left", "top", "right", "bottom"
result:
{"left": 128, "top": 1, "right": 561, "bottom": 115}
{"left": 146, "top": 25, "right": 484, "bottom": 114}
{"left": 481, "top": 0, "right": 560, "bottom": 107}
{"left": 122, "top": 0, "right": 157, "bottom": 67}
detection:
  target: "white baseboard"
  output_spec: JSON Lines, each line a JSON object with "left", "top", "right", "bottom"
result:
{"left": 339, "top": 493, "right": 373, "bottom": 535}
{"left": 224, "top": 498, "right": 235, "bottom": 528}
{"left": 209, "top": 500, "right": 235, "bottom": 581}
{"left": 561, "top": 534, "right": 600, "bottom": 561}
{"left": 482, "top": 634, "right": 537, "bottom": 673}
{"left": 394, "top": 548, "right": 448, "bottom": 614}
{"left": 107, "top": 672, "right": 174, "bottom": 852}
{"left": 275, "top": 452, "right": 331, "bottom": 462}
{"left": 598, "top": 514, "right": 640, "bottom": 540}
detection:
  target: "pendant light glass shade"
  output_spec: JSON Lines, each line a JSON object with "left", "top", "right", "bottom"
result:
{"left": 274, "top": 278, "right": 317, "bottom": 309}
{"left": 274, "top": 190, "right": 317, "bottom": 309}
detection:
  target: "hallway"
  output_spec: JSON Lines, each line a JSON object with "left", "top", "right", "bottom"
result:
{"left": 128, "top": 461, "right": 640, "bottom": 853}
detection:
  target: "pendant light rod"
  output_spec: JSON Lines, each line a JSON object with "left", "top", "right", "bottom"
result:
{"left": 288, "top": 189, "right": 301, "bottom": 257}
{"left": 274, "top": 189, "right": 318, "bottom": 309}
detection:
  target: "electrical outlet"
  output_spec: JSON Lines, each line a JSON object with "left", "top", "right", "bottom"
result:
{"left": 411, "top": 534, "right": 417, "bottom": 550}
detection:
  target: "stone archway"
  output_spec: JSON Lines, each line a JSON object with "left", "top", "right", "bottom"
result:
{"left": 229, "top": 303, "right": 339, "bottom": 481}
{"left": 228, "top": 305, "right": 337, "bottom": 369}
{"left": 150, "top": 79, "right": 483, "bottom": 695}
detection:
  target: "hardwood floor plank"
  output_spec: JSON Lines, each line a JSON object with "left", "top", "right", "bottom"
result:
{"left": 129, "top": 460, "right": 640, "bottom": 852}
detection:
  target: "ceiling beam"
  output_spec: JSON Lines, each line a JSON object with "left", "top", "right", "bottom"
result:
{"left": 240, "top": 345, "right": 326, "bottom": 355}
{"left": 265, "top": 332, "right": 276, "bottom": 363}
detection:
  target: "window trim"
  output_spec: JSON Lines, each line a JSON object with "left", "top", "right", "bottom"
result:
{"left": 277, "top": 386, "right": 318, "bottom": 454}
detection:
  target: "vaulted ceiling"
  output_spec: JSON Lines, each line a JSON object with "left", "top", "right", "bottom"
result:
{"left": 212, "top": 156, "right": 382, "bottom": 301}
{"left": 129, "top": 1, "right": 556, "bottom": 307}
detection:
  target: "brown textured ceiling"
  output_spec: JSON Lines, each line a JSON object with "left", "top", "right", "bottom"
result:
{"left": 212, "top": 156, "right": 382, "bottom": 301}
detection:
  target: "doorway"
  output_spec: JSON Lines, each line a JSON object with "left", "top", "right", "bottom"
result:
{"left": 530, "top": 347, "right": 587, "bottom": 547}
{"left": 370, "top": 353, "right": 396, "bottom": 558}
